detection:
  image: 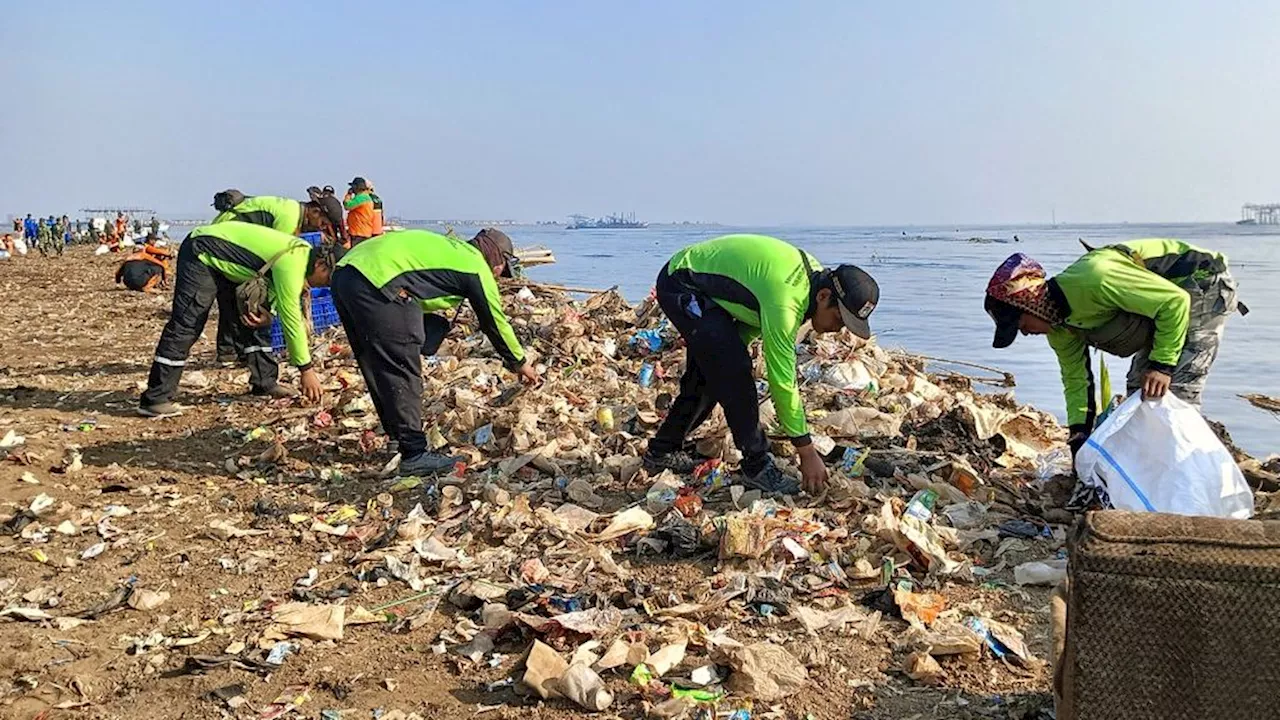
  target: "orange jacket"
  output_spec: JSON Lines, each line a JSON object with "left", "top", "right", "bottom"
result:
{"left": 343, "top": 192, "right": 377, "bottom": 239}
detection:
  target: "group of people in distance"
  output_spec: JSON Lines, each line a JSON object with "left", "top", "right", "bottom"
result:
{"left": 128, "top": 184, "right": 1246, "bottom": 495}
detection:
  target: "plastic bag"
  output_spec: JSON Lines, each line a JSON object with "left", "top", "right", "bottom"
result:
{"left": 1075, "top": 394, "right": 1253, "bottom": 519}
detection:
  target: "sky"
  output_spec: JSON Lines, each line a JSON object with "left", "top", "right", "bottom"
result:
{"left": 3, "top": 1, "right": 1279, "bottom": 225}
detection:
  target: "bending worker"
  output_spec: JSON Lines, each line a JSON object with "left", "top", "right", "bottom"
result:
{"left": 138, "top": 221, "right": 340, "bottom": 417}
{"left": 984, "top": 239, "right": 1244, "bottom": 456}
{"left": 643, "top": 234, "right": 882, "bottom": 496}
{"left": 330, "top": 228, "right": 540, "bottom": 476}
{"left": 210, "top": 190, "right": 345, "bottom": 364}
{"left": 116, "top": 236, "right": 174, "bottom": 293}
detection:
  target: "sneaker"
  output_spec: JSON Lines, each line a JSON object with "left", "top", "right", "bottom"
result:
{"left": 254, "top": 384, "right": 298, "bottom": 399}
{"left": 137, "top": 401, "right": 183, "bottom": 418}
{"left": 643, "top": 449, "right": 703, "bottom": 474}
{"left": 398, "top": 452, "right": 462, "bottom": 476}
{"left": 740, "top": 462, "right": 800, "bottom": 496}
{"left": 215, "top": 352, "right": 241, "bottom": 367}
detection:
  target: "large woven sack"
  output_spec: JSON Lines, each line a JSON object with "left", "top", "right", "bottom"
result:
{"left": 1063, "top": 511, "right": 1280, "bottom": 720}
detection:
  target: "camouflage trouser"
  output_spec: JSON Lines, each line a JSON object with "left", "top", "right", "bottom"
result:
{"left": 1126, "top": 270, "right": 1239, "bottom": 409}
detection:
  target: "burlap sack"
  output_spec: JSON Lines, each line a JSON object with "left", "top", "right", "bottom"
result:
{"left": 1060, "top": 510, "right": 1280, "bottom": 720}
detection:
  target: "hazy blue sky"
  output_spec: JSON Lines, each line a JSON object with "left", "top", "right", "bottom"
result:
{"left": 3, "top": 1, "right": 1278, "bottom": 224}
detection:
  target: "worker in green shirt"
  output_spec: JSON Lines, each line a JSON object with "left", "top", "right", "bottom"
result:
{"left": 985, "top": 240, "right": 1245, "bottom": 459}
{"left": 138, "top": 221, "right": 342, "bottom": 417}
{"left": 644, "top": 234, "right": 882, "bottom": 496}
{"left": 209, "top": 191, "right": 345, "bottom": 364}
{"left": 331, "top": 228, "right": 540, "bottom": 476}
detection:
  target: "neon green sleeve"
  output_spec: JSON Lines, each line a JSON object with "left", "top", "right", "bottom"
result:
{"left": 271, "top": 254, "right": 312, "bottom": 368}
{"left": 1097, "top": 261, "right": 1190, "bottom": 368}
{"left": 760, "top": 307, "right": 807, "bottom": 441}
{"left": 738, "top": 324, "right": 761, "bottom": 347}
{"left": 471, "top": 270, "right": 526, "bottom": 369}
{"left": 1048, "top": 327, "right": 1092, "bottom": 427}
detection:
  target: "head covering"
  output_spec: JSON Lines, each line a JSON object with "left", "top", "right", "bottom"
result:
{"left": 470, "top": 227, "right": 517, "bottom": 277}
{"left": 827, "top": 265, "right": 880, "bottom": 339}
{"left": 212, "top": 189, "right": 245, "bottom": 211}
{"left": 322, "top": 185, "right": 335, "bottom": 196}
{"left": 348, "top": 177, "right": 369, "bottom": 193}
{"left": 316, "top": 195, "right": 345, "bottom": 229}
{"left": 306, "top": 186, "right": 323, "bottom": 201}
{"left": 985, "top": 253, "right": 1062, "bottom": 348}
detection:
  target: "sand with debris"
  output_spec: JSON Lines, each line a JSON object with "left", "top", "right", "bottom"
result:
{"left": 0, "top": 247, "right": 1090, "bottom": 719}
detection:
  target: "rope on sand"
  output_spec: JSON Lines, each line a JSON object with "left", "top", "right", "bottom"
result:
{"left": 890, "top": 351, "right": 1017, "bottom": 388}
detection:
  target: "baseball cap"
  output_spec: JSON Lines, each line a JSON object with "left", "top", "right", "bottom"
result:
{"left": 348, "top": 177, "right": 369, "bottom": 192}
{"left": 211, "top": 189, "right": 245, "bottom": 211}
{"left": 829, "top": 265, "right": 880, "bottom": 339}
{"left": 316, "top": 196, "right": 345, "bottom": 229}
{"left": 470, "top": 227, "right": 517, "bottom": 278}
{"left": 985, "top": 295, "right": 1022, "bottom": 348}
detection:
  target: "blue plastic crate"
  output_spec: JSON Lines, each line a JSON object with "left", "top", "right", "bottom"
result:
{"left": 267, "top": 233, "right": 335, "bottom": 352}
{"left": 270, "top": 288, "right": 341, "bottom": 352}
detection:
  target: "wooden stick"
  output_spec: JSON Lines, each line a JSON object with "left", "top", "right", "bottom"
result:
{"left": 504, "top": 279, "right": 615, "bottom": 295}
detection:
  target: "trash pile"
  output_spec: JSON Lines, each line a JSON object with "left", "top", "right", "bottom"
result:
{"left": 0, "top": 265, "right": 1083, "bottom": 718}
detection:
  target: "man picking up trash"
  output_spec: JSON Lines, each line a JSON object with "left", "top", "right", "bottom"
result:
{"left": 643, "top": 234, "right": 881, "bottom": 496}
{"left": 984, "top": 240, "right": 1244, "bottom": 459}
{"left": 330, "top": 228, "right": 540, "bottom": 476}
{"left": 115, "top": 234, "right": 173, "bottom": 293}
{"left": 209, "top": 190, "right": 346, "bottom": 364}
{"left": 138, "top": 222, "right": 341, "bottom": 417}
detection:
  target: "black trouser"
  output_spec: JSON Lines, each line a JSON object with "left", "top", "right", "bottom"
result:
{"left": 215, "top": 286, "right": 241, "bottom": 360}
{"left": 332, "top": 266, "right": 427, "bottom": 457}
{"left": 141, "top": 238, "right": 278, "bottom": 406}
{"left": 648, "top": 266, "right": 770, "bottom": 476}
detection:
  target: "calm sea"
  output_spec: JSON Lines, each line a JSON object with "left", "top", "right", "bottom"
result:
{"left": 434, "top": 222, "right": 1278, "bottom": 457}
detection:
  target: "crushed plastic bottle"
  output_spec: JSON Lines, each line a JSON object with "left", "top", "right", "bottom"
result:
{"left": 904, "top": 488, "right": 938, "bottom": 522}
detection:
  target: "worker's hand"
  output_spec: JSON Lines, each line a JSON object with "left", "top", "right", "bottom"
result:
{"left": 1141, "top": 369, "right": 1172, "bottom": 400}
{"left": 517, "top": 362, "right": 541, "bottom": 386}
{"left": 240, "top": 311, "right": 273, "bottom": 329}
{"left": 797, "top": 444, "right": 829, "bottom": 495}
{"left": 300, "top": 368, "right": 323, "bottom": 403}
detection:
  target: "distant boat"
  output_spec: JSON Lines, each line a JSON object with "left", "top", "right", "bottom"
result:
{"left": 1236, "top": 218, "right": 1258, "bottom": 225}
{"left": 566, "top": 212, "right": 648, "bottom": 230}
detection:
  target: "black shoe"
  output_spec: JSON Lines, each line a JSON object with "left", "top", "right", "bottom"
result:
{"left": 740, "top": 462, "right": 800, "bottom": 496}
{"left": 643, "top": 449, "right": 703, "bottom": 474}
{"left": 399, "top": 452, "right": 461, "bottom": 476}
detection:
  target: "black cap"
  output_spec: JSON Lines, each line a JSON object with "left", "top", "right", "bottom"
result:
{"left": 212, "top": 189, "right": 245, "bottom": 211}
{"left": 985, "top": 295, "right": 1022, "bottom": 348}
{"left": 316, "top": 196, "right": 345, "bottom": 229}
{"left": 322, "top": 185, "right": 335, "bottom": 195}
{"left": 306, "top": 186, "right": 322, "bottom": 201}
{"left": 829, "top": 265, "right": 880, "bottom": 339}
{"left": 471, "top": 227, "right": 517, "bottom": 278}
{"left": 349, "top": 177, "right": 369, "bottom": 192}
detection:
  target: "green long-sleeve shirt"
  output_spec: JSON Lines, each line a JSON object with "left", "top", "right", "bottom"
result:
{"left": 335, "top": 230, "right": 526, "bottom": 369}
{"left": 187, "top": 222, "right": 313, "bottom": 368}
{"left": 1048, "top": 238, "right": 1225, "bottom": 426}
{"left": 212, "top": 196, "right": 302, "bottom": 235}
{"left": 665, "top": 234, "right": 821, "bottom": 443}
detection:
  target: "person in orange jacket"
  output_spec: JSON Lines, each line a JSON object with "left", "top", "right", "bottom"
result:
{"left": 116, "top": 236, "right": 174, "bottom": 293}
{"left": 343, "top": 177, "right": 378, "bottom": 245}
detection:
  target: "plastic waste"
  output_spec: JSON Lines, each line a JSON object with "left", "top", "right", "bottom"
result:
{"left": 638, "top": 363, "right": 655, "bottom": 388}
{"left": 1013, "top": 558, "right": 1068, "bottom": 586}
{"left": 1075, "top": 394, "right": 1253, "bottom": 518}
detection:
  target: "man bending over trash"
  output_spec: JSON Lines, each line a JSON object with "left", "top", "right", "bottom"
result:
{"left": 138, "top": 222, "right": 340, "bottom": 417}
{"left": 115, "top": 235, "right": 174, "bottom": 293}
{"left": 984, "top": 240, "right": 1244, "bottom": 460}
{"left": 643, "top": 234, "right": 882, "bottom": 496}
{"left": 210, "top": 190, "right": 346, "bottom": 364}
{"left": 330, "top": 228, "right": 540, "bottom": 477}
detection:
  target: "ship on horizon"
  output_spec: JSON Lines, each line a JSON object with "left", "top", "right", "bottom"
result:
{"left": 566, "top": 212, "right": 648, "bottom": 230}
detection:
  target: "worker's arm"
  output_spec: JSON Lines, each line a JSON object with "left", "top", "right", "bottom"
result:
{"left": 1097, "top": 261, "right": 1191, "bottom": 370}
{"left": 1048, "top": 327, "right": 1096, "bottom": 432}
{"left": 760, "top": 306, "right": 809, "bottom": 446}
{"left": 343, "top": 193, "right": 372, "bottom": 211}
{"left": 463, "top": 270, "right": 526, "bottom": 370}
{"left": 270, "top": 251, "right": 313, "bottom": 370}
